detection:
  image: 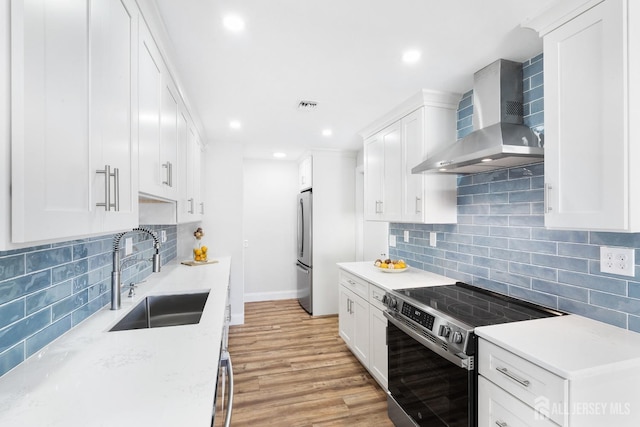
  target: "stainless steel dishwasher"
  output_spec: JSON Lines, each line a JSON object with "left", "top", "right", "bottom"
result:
{"left": 212, "top": 350, "right": 233, "bottom": 427}
{"left": 212, "top": 286, "right": 234, "bottom": 427}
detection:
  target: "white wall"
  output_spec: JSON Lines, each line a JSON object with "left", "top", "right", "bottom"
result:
{"left": 201, "top": 142, "right": 245, "bottom": 325}
{"left": 242, "top": 159, "right": 299, "bottom": 301}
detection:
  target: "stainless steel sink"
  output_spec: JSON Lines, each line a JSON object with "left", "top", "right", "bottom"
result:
{"left": 109, "top": 291, "right": 209, "bottom": 331}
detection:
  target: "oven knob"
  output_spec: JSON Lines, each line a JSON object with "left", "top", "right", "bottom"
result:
{"left": 451, "top": 331, "right": 464, "bottom": 344}
{"left": 387, "top": 297, "right": 397, "bottom": 309}
{"left": 438, "top": 325, "right": 451, "bottom": 337}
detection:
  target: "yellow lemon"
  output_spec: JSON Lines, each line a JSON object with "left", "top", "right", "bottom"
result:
{"left": 201, "top": 246, "right": 208, "bottom": 253}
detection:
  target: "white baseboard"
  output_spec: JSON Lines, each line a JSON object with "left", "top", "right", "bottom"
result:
{"left": 244, "top": 290, "right": 299, "bottom": 303}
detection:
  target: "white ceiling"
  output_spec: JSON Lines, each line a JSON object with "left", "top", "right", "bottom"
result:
{"left": 146, "top": 0, "right": 556, "bottom": 160}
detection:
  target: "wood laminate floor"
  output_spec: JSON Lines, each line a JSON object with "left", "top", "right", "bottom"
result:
{"left": 227, "top": 299, "right": 394, "bottom": 427}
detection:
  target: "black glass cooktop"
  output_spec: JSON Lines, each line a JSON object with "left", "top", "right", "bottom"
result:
{"left": 394, "top": 282, "right": 563, "bottom": 328}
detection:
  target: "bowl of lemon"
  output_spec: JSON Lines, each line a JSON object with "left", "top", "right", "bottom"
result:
{"left": 374, "top": 258, "right": 408, "bottom": 272}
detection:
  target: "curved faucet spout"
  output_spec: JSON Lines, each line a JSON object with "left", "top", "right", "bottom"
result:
{"left": 111, "top": 227, "right": 162, "bottom": 310}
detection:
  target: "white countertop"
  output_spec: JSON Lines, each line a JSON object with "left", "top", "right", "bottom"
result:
{"left": 337, "top": 261, "right": 454, "bottom": 290}
{"left": 476, "top": 314, "right": 640, "bottom": 379}
{"left": 0, "top": 257, "right": 231, "bottom": 427}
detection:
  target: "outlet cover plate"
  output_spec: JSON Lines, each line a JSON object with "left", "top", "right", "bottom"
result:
{"left": 600, "top": 246, "right": 635, "bottom": 277}
{"left": 403, "top": 230, "right": 410, "bottom": 243}
{"left": 429, "top": 232, "right": 437, "bottom": 247}
{"left": 389, "top": 235, "right": 397, "bottom": 248}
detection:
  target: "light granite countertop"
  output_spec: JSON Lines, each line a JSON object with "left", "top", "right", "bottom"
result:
{"left": 337, "top": 261, "right": 455, "bottom": 290}
{"left": 0, "top": 257, "right": 231, "bottom": 427}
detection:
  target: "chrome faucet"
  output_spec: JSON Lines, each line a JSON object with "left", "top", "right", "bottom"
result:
{"left": 111, "top": 227, "right": 161, "bottom": 310}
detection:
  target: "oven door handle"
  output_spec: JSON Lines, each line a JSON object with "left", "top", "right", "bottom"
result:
{"left": 384, "top": 310, "right": 474, "bottom": 371}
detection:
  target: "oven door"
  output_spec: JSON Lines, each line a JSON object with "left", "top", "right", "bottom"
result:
{"left": 385, "top": 311, "right": 476, "bottom": 427}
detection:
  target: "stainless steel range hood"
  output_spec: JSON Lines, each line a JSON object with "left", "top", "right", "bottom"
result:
{"left": 412, "top": 59, "right": 543, "bottom": 174}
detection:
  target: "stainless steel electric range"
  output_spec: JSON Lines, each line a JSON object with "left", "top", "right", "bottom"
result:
{"left": 383, "top": 282, "right": 564, "bottom": 427}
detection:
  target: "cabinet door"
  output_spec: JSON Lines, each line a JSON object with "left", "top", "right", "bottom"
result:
{"left": 380, "top": 122, "right": 402, "bottom": 221}
{"left": 544, "top": 0, "right": 627, "bottom": 230}
{"left": 338, "top": 286, "right": 355, "bottom": 347}
{"left": 364, "top": 133, "right": 384, "bottom": 220}
{"left": 11, "top": 0, "right": 93, "bottom": 242}
{"left": 364, "top": 122, "right": 402, "bottom": 221}
{"left": 351, "top": 290, "right": 370, "bottom": 366}
{"left": 402, "top": 109, "right": 425, "bottom": 222}
{"left": 159, "top": 79, "right": 179, "bottom": 200}
{"left": 369, "top": 306, "right": 388, "bottom": 390}
{"left": 138, "top": 21, "right": 163, "bottom": 197}
{"left": 90, "top": 0, "right": 138, "bottom": 232}
{"left": 299, "top": 156, "right": 312, "bottom": 191}
{"left": 176, "top": 110, "right": 194, "bottom": 222}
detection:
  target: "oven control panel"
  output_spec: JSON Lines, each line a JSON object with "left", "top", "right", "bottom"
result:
{"left": 400, "top": 302, "right": 435, "bottom": 330}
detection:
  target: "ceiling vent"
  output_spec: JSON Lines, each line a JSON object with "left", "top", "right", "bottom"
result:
{"left": 297, "top": 100, "right": 318, "bottom": 111}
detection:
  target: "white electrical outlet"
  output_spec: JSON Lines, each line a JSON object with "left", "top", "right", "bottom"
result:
{"left": 161, "top": 230, "right": 167, "bottom": 243}
{"left": 600, "top": 246, "right": 635, "bottom": 277}
{"left": 389, "top": 235, "right": 397, "bottom": 247}
{"left": 429, "top": 232, "right": 437, "bottom": 247}
{"left": 403, "top": 230, "right": 410, "bottom": 243}
{"left": 125, "top": 238, "right": 133, "bottom": 256}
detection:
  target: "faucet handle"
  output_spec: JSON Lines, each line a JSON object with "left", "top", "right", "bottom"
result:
{"left": 127, "top": 280, "right": 145, "bottom": 297}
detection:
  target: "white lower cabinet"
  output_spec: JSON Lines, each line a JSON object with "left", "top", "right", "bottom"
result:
{"left": 478, "top": 338, "right": 566, "bottom": 427}
{"left": 369, "top": 285, "right": 388, "bottom": 389}
{"left": 478, "top": 334, "right": 640, "bottom": 427}
{"left": 338, "top": 269, "right": 388, "bottom": 390}
{"left": 479, "top": 376, "right": 560, "bottom": 427}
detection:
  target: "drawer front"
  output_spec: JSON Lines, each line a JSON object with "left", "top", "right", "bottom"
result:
{"left": 339, "top": 270, "right": 369, "bottom": 300}
{"left": 479, "top": 339, "right": 567, "bottom": 426}
{"left": 369, "top": 284, "right": 386, "bottom": 311}
{"left": 479, "top": 376, "right": 560, "bottom": 427}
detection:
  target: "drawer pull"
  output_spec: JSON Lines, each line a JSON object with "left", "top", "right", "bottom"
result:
{"left": 496, "top": 366, "right": 530, "bottom": 387}
{"left": 495, "top": 420, "right": 508, "bottom": 427}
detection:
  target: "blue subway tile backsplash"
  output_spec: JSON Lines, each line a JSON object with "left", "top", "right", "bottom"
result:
{"left": 0, "top": 225, "right": 177, "bottom": 377}
{"left": 391, "top": 53, "right": 640, "bottom": 334}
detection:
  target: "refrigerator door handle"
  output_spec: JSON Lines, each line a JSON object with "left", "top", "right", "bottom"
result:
{"left": 298, "top": 197, "right": 304, "bottom": 258}
{"left": 296, "top": 263, "right": 310, "bottom": 274}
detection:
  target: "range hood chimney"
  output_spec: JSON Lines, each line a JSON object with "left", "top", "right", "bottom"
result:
{"left": 412, "top": 59, "right": 543, "bottom": 174}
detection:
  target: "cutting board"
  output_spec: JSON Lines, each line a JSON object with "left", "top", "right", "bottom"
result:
{"left": 180, "top": 259, "right": 219, "bottom": 266}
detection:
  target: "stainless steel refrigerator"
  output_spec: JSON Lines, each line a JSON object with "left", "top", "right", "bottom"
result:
{"left": 296, "top": 190, "right": 312, "bottom": 314}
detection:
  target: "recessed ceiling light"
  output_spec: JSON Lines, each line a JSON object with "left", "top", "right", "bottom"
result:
{"left": 322, "top": 129, "right": 333, "bottom": 137}
{"left": 223, "top": 14, "right": 245, "bottom": 32}
{"left": 229, "top": 120, "right": 241, "bottom": 129}
{"left": 273, "top": 152, "right": 286, "bottom": 158}
{"left": 402, "top": 49, "right": 421, "bottom": 64}
{"left": 481, "top": 158, "right": 493, "bottom": 162}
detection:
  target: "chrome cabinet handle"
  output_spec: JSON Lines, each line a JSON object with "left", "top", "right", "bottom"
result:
{"left": 200, "top": 202, "right": 205, "bottom": 215}
{"left": 496, "top": 366, "right": 530, "bottom": 387}
{"left": 96, "top": 165, "right": 111, "bottom": 211}
{"left": 113, "top": 167, "right": 120, "bottom": 211}
{"left": 544, "top": 183, "right": 552, "bottom": 213}
{"left": 415, "top": 196, "right": 421, "bottom": 213}
{"left": 96, "top": 165, "right": 120, "bottom": 211}
{"left": 495, "top": 420, "right": 508, "bottom": 427}
{"left": 162, "top": 161, "right": 173, "bottom": 187}
{"left": 188, "top": 198, "right": 195, "bottom": 214}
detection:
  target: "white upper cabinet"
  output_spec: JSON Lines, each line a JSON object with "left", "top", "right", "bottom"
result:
{"left": 90, "top": 0, "right": 139, "bottom": 232}
{"left": 137, "top": 20, "right": 161, "bottom": 197}
{"left": 177, "top": 115, "right": 203, "bottom": 223}
{"left": 364, "top": 121, "right": 402, "bottom": 221}
{"left": 11, "top": 0, "right": 138, "bottom": 243}
{"left": 298, "top": 156, "right": 313, "bottom": 191}
{"left": 362, "top": 90, "right": 459, "bottom": 224}
{"left": 529, "top": 0, "right": 640, "bottom": 231}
